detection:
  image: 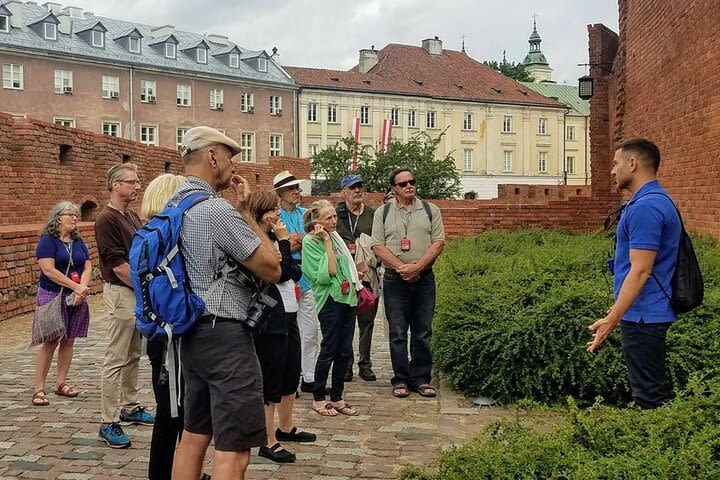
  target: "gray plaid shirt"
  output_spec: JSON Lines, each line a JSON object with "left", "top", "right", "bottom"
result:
{"left": 168, "top": 176, "right": 260, "bottom": 320}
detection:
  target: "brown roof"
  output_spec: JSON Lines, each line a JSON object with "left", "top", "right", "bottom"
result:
{"left": 286, "top": 43, "right": 564, "bottom": 108}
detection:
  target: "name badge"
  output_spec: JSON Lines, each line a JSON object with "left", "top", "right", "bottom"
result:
{"left": 400, "top": 237, "right": 411, "bottom": 251}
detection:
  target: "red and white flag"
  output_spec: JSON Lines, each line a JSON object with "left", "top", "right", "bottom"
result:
{"left": 351, "top": 116, "right": 361, "bottom": 172}
{"left": 379, "top": 119, "right": 393, "bottom": 153}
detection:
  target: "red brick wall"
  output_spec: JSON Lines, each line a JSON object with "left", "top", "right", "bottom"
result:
{"left": 589, "top": 1, "right": 720, "bottom": 238}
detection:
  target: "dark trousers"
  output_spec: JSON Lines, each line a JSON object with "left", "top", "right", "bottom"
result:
{"left": 147, "top": 339, "right": 184, "bottom": 480}
{"left": 383, "top": 270, "right": 436, "bottom": 388}
{"left": 313, "top": 296, "right": 356, "bottom": 402}
{"left": 620, "top": 320, "right": 674, "bottom": 409}
{"left": 347, "top": 295, "right": 379, "bottom": 374}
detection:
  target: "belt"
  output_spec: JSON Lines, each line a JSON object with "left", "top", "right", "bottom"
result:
{"left": 197, "top": 314, "right": 236, "bottom": 324}
{"left": 384, "top": 267, "right": 432, "bottom": 276}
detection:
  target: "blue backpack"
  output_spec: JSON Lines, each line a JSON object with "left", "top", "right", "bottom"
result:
{"left": 130, "top": 192, "right": 209, "bottom": 342}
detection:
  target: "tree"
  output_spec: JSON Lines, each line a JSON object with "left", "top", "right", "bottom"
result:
{"left": 483, "top": 58, "right": 534, "bottom": 82}
{"left": 309, "top": 136, "right": 372, "bottom": 195}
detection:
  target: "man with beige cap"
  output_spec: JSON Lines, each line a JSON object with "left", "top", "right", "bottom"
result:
{"left": 170, "top": 126, "right": 281, "bottom": 480}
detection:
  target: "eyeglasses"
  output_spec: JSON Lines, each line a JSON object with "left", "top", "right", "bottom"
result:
{"left": 394, "top": 179, "right": 416, "bottom": 188}
{"left": 348, "top": 183, "right": 364, "bottom": 190}
{"left": 117, "top": 179, "right": 141, "bottom": 185}
{"left": 61, "top": 212, "right": 79, "bottom": 218}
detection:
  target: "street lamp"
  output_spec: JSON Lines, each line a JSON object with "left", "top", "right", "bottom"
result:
{"left": 578, "top": 75, "right": 594, "bottom": 100}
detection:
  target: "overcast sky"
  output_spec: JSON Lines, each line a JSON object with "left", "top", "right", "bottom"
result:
{"left": 65, "top": 0, "right": 618, "bottom": 85}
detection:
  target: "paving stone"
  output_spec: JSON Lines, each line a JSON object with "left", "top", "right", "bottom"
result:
{"left": 8, "top": 460, "right": 49, "bottom": 471}
{"left": 57, "top": 474, "right": 94, "bottom": 480}
{"left": 0, "top": 443, "right": 14, "bottom": 450}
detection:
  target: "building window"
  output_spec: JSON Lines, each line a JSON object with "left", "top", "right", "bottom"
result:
{"left": 54, "top": 69, "right": 72, "bottom": 94}
{"left": 210, "top": 89, "right": 224, "bottom": 110}
{"left": 566, "top": 125, "right": 576, "bottom": 141}
{"left": 240, "top": 132, "right": 255, "bottom": 162}
{"left": 196, "top": 48, "right": 207, "bottom": 64}
{"left": 426, "top": 111, "right": 436, "bottom": 129}
{"left": 176, "top": 127, "right": 188, "bottom": 151}
{"left": 176, "top": 84, "right": 191, "bottom": 106}
{"left": 241, "top": 92, "right": 254, "bottom": 112}
{"left": 328, "top": 104, "right": 338, "bottom": 123}
{"left": 390, "top": 108, "right": 400, "bottom": 126}
{"left": 140, "top": 125, "right": 158, "bottom": 146}
{"left": 538, "top": 151, "right": 548, "bottom": 172}
{"left": 308, "top": 144, "right": 318, "bottom": 158}
{"left": 538, "top": 118, "right": 547, "bottom": 135}
{"left": 102, "top": 121, "right": 121, "bottom": 137}
{"left": 258, "top": 57, "right": 268, "bottom": 72}
{"left": 408, "top": 109, "right": 417, "bottom": 128}
{"left": 270, "top": 96, "right": 282, "bottom": 115}
{"left": 229, "top": 53, "right": 239, "bottom": 68}
{"left": 0, "top": 15, "right": 8, "bottom": 33}
{"left": 2, "top": 63, "right": 23, "bottom": 90}
{"left": 359, "top": 106, "right": 370, "bottom": 125}
{"left": 463, "top": 112, "right": 474, "bottom": 130}
{"left": 54, "top": 117, "right": 74, "bottom": 127}
{"left": 102, "top": 75, "right": 119, "bottom": 99}
{"left": 91, "top": 30, "right": 104, "bottom": 48}
{"left": 308, "top": 103, "right": 318, "bottom": 122}
{"left": 463, "top": 149, "right": 474, "bottom": 171}
{"left": 565, "top": 156, "right": 576, "bottom": 174}
{"left": 129, "top": 36, "right": 141, "bottom": 53}
{"left": 165, "top": 43, "right": 176, "bottom": 59}
{"left": 269, "top": 134, "right": 282, "bottom": 157}
{"left": 44, "top": 22, "right": 57, "bottom": 40}
{"left": 502, "top": 115, "right": 513, "bottom": 133}
{"left": 140, "top": 80, "right": 156, "bottom": 103}
{"left": 503, "top": 150, "right": 513, "bottom": 172}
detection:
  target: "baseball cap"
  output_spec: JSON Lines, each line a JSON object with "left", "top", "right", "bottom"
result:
{"left": 180, "top": 126, "right": 241, "bottom": 158}
{"left": 340, "top": 174, "right": 363, "bottom": 189}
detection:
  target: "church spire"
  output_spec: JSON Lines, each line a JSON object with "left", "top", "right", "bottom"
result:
{"left": 522, "top": 15, "right": 553, "bottom": 83}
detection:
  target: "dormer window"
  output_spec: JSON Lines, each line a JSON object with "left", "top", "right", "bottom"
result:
{"left": 0, "top": 15, "right": 9, "bottom": 34}
{"left": 44, "top": 22, "right": 57, "bottom": 40}
{"left": 129, "top": 36, "right": 140, "bottom": 53}
{"left": 258, "top": 57, "right": 267, "bottom": 72}
{"left": 229, "top": 53, "right": 239, "bottom": 68}
{"left": 196, "top": 48, "right": 207, "bottom": 64}
{"left": 165, "top": 43, "right": 176, "bottom": 59}
{"left": 91, "top": 30, "right": 104, "bottom": 48}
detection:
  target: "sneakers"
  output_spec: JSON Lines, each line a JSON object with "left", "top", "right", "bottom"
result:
{"left": 275, "top": 426, "right": 317, "bottom": 443}
{"left": 119, "top": 406, "right": 155, "bottom": 426}
{"left": 99, "top": 422, "right": 131, "bottom": 449}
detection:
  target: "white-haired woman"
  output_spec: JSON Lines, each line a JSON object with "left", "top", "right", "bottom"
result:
{"left": 32, "top": 201, "right": 92, "bottom": 406}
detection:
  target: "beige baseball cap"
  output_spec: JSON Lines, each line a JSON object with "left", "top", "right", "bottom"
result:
{"left": 180, "top": 126, "right": 241, "bottom": 158}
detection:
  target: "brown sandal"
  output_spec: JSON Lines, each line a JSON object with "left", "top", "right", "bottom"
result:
{"left": 54, "top": 383, "right": 78, "bottom": 398}
{"left": 32, "top": 390, "right": 49, "bottom": 406}
{"left": 329, "top": 401, "right": 358, "bottom": 416}
{"left": 417, "top": 384, "right": 437, "bottom": 398}
{"left": 392, "top": 384, "right": 410, "bottom": 398}
{"left": 312, "top": 402, "right": 338, "bottom": 417}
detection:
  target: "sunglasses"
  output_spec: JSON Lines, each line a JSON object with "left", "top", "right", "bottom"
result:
{"left": 603, "top": 203, "right": 626, "bottom": 231}
{"left": 394, "top": 179, "right": 416, "bottom": 188}
{"left": 348, "top": 183, "right": 364, "bottom": 190}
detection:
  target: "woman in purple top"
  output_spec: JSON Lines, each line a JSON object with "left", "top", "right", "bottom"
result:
{"left": 32, "top": 201, "right": 92, "bottom": 406}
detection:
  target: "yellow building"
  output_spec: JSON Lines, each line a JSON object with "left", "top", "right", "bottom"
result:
{"left": 287, "top": 37, "right": 588, "bottom": 198}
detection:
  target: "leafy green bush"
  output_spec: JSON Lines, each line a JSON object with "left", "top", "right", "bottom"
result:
{"left": 400, "top": 378, "right": 720, "bottom": 480}
{"left": 433, "top": 230, "right": 720, "bottom": 405}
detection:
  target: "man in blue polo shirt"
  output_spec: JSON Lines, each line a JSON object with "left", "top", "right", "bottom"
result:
{"left": 587, "top": 138, "right": 681, "bottom": 409}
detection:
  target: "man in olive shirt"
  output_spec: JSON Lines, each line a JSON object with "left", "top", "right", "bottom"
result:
{"left": 370, "top": 167, "right": 445, "bottom": 398}
{"left": 335, "top": 174, "right": 378, "bottom": 382}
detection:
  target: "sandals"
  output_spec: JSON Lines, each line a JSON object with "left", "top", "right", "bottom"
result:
{"left": 32, "top": 390, "right": 49, "bottom": 406}
{"left": 312, "top": 402, "right": 338, "bottom": 417}
{"left": 329, "top": 400, "right": 358, "bottom": 416}
{"left": 392, "top": 384, "right": 410, "bottom": 398}
{"left": 54, "top": 383, "right": 79, "bottom": 398}
{"left": 417, "top": 384, "right": 437, "bottom": 398}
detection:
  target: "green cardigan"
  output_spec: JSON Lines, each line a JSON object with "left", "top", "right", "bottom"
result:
{"left": 301, "top": 234, "right": 358, "bottom": 312}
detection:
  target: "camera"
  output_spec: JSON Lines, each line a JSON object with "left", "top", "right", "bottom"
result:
{"left": 242, "top": 289, "right": 277, "bottom": 332}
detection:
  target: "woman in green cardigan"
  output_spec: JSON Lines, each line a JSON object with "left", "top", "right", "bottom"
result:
{"left": 301, "top": 200, "right": 361, "bottom": 416}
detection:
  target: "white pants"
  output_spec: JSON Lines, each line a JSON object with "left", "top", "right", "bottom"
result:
{"left": 297, "top": 289, "right": 319, "bottom": 383}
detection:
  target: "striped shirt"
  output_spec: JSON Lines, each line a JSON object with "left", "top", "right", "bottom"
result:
{"left": 168, "top": 176, "right": 261, "bottom": 320}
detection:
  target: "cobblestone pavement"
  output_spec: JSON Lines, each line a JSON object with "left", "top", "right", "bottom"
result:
{"left": 0, "top": 296, "right": 508, "bottom": 479}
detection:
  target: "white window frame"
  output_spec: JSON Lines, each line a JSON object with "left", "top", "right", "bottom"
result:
{"left": 270, "top": 96, "right": 282, "bottom": 115}
{"left": 426, "top": 111, "right": 436, "bottom": 129}
{"left": 565, "top": 156, "right": 576, "bottom": 174}
{"left": 102, "top": 121, "right": 121, "bottom": 137}
{"left": 196, "top": 48, "right": 207, "bottom": 64}
{"left": 308, "top": 144, "right": 319, "bottom": 158}
{"left": 176, "top": 127, "right": 188, "bottom": 151}
{"left": 502, "top": 115, "right": 513, "bottom": 133}
{"left": 128, "top": 36, "right": 141, "bottom": 53}
{"left": 44, "top": 22, "right": 57, "bottom": 40}
{"left": 91, "top": 30, "right": 104, "bottom": 48}
{"left": 0, "top": 15, "right": 9, "bottom": 33}
{"left": 229, "top": 53, "right": 239, "bottom": 68}
{"left": 258, "top": 57, "right": 268, "bottom": 72}
{"left": 408, "top": 109, "right": 417, "bottom": 128}
{"left": 538, "top": 118, "right": 548, "bottom": 135}
{"left": 240, "top": 132, "right": 255, "bottom": 163}
{"left": 328, "top": 104, "right": 338, "bottom": 123}
{"left": 241, "top": 92, "right": 254, "bottom": 112}
{"left": 210, "top": 89, "right": 224, "bottom": 109}
{"left": 101, "top": 75, "right": 119, "bottom": 99}
{"left": 538, "top": 151, "right": 548, "bottom": 173}
{"left": 140, "top": 124, "right": 158, "bottom": 146}
{"left": 308, "top": 103, "right": 318, "bottom": 122}
{"left": 360, "top": 106, "right": 370, "bottom": 125}
{"left": 463, "top": 112, "right": 474, "bottom": 130}
{"left": 390, "top": 108, "right": 400, "bottom": 126}
{"left": 140, "top": 80, "right": 156, "bottom": 102}
{"left": 269, "top": 134, "right": 282, "bottom": 157}
{"left": 176, "top": 84, "right": 191, "bottom": 106}
{"left": 566, "top": 125, "right": 576, "bottom": 141}
{"left": 54, "top": 117, "right": 74, "bottom": 127}
{"left": 54, "top": 69, "right": 72, "bottom": 94}
{"left": 503, "top": 150, "right": 513, "bottom": 172}
{"left": 165, "top": 42, "right": 176, "bottom": 59}
{"left": 463, "top": 149, "right": 474, "bottom": 171}
{"left": 3, "top": 63, "right": 23, "bottom": 90}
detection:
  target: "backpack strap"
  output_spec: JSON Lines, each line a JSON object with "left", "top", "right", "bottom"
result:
{"left": 382, "top": 201, "right": 433, "bottom": 223}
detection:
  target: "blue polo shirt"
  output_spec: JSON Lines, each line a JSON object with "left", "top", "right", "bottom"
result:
{"left": 279, "top": 205, "right": 311, "bottom": 292}
{"left": 614, "top": 180, "right": 681, "bottom": 323}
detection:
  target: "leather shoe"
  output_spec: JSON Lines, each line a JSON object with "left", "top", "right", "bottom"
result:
{"left": 300, "top": 380, "right": 314, "bottom": 393}
{"left": 344, "top": 370, "right": 353, "bottom": 382}
{"left": 275, "top": 426, "right": 317, "bottom": 443}
{"left": 258, "top": 443, "right": 296, "bottom": 463}
{"left": 359, "top": 368, "right": 377, "bottom": 381}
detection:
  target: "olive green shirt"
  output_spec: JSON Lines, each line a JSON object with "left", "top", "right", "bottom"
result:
{"left": 370, "top": 198, "right": 445, "bottom": 265}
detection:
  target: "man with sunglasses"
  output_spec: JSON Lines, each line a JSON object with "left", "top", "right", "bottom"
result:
{"left": 587, "top": 138, "right": 681, "bottom": 409}
{"left": 335, "top": 174, "right": 378, "bottom": 382}
{"left": 370, "top": 167, "right": 445, "bottom": 399}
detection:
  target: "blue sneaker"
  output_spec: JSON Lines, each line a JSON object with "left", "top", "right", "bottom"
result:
{"left": 119, "top": 406, "right": 155, "bottom": 426}
{"left": 99, "top": 422, "right": 131, "bottom": 449}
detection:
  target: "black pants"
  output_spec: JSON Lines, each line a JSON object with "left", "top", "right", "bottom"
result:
{"left": 620, "top": 320, "right": 673, "bottom": 409}
{"left": 347, "top": 294, "right": 379, "bottom": 374}
{"left": 147, "top": 339, "right": 184, "bottom": 480}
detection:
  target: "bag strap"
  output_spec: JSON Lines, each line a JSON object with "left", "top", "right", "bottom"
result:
{"left": 382, "top": 201, "right": 433, "bottom": 223}
{"left": 58, "top": 239, "right": 73, "bottom": 296}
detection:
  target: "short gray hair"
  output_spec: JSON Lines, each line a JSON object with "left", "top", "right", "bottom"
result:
{"left": 40, "top": 201, "right": 81, "bottom": 239}
{"left": 302, "top": 199, "right": 334, "bottom": 233}
{"left": 106, "top": 163, "right": 138, "bottom": 191}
